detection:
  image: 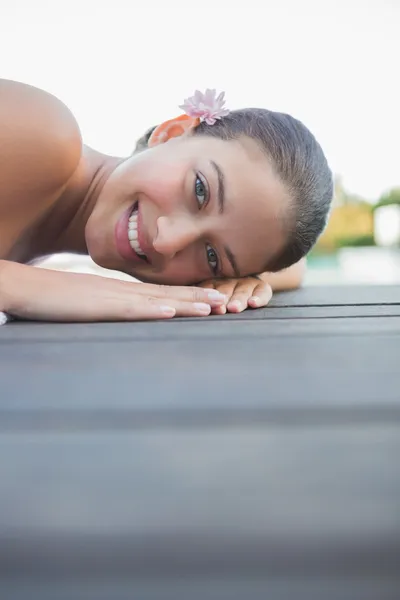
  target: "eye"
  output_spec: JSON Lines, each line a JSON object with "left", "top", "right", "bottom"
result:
{"left": 206, "top": 243, "right": 219, "bottom": 275}
{"left": 194, "top": 173, "right": 209, "bottom": 208}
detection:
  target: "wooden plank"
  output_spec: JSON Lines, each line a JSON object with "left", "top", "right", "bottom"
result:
{"left": 178, "top": 304, "right": 400, "bottom": 320}
{"left": 0, "top": 427, "right": 399, "bottom": 597}
{"left": 1, "top": 322, "right": 400, "bottom": 413}
{"left": 1, "top": 286, "right": 399, "bottom": 598}
{"left": 2, "top": 313, "right": 400, "bottom": 346}
{"left": 1, "top": 428, "right": 399, "bottom": 547}
{"left": 270, "top": 285, "right": 400, "bottom": 307}
{"left": 1, "top": 576, "right": 399, "bottom": 600}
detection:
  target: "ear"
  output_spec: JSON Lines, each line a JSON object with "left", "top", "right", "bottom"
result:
{"left": 148, "top": 114, "right": 200, "bottom": 147}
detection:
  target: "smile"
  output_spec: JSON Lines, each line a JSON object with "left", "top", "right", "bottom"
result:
{"left": 128, "top": 203, "right": 147, "bottom": 260}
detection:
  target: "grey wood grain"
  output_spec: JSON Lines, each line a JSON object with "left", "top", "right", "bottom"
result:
{"left": 0, "top": 427, "right": 399, "bottom": 598}
{"left": 1, "top": 320, "right": 400, "bottom": 413}
{"left": 1, "top": 577, "right": 399, "bottom": 600}
{"left": 1, "top": 286, "right": 399, "bottom": 599}
{"left": 269, "top": 285, "right": 400, "bottom": 307}
{"left": 2, "top": 313, "right": 400, "bottom": 345}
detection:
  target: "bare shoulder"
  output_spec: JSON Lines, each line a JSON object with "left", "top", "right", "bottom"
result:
{"left": 0, "top": 79, "right": 82, "bottom": 212}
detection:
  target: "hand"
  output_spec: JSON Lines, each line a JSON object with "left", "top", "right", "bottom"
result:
{"left": 199, "top": 276, "right": 273, "bottom": 315}
{"left": 0, "top": 261, "right": 226, "bottom": 322}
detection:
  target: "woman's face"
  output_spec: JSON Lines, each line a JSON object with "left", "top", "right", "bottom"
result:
{"left": 86, "top": 134, "right": 289, "bottom": 284}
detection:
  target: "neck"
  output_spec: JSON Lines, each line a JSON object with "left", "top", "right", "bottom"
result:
{"left": 39, "top": 145, "right": 126, "bottom": 256}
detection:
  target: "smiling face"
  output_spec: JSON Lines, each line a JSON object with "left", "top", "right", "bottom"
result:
{"left": 85, "top": 131, "right": 290, "bottom": 285}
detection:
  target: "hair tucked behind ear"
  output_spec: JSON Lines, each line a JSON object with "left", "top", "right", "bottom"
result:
{"left": 134, "top": 126, "right": 157, "bottom": 153}
{"left": 134, "top": 108, "right": 333, "bottom": 272}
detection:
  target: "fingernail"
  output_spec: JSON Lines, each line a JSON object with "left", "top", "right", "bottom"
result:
{"left": 160, "top": 306, "right": 176, "bottom": 316}
{"left": 204, "top": 290, "right": 225, "bottom": 302}
{"left": 250, "top": 296, "right": 260, "bottom": 307}
{"left": 194, "top": 303, "right": 211, "bottom": 315}
{"left": 228, "top": 300, "right": 242, "bottom": 311}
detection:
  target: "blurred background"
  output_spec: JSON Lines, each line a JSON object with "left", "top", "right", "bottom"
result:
{"left": 1, "top": 0, "right": 399, "bottom": 285}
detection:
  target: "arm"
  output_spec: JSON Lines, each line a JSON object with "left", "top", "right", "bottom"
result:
{"left": 257, "top": 258, "right": 306, "bottom": 292}
{"left": 0, "top": 259, "right": 227, "bottom": 323}
{"left": 0, "top": 78, "right": 83, "bottom": 222}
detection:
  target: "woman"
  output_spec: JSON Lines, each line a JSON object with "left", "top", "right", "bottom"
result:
{"left": 0, "top": 81, "right": 332, "bottom": 323}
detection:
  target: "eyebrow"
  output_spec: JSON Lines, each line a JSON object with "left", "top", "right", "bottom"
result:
{"left": 209, "top": 160, "right": 241, "bottom": 278}
{"left": 224, "top": 245, "right": 241, "bottom": 278}
{"left": 210, "top": 160, "right": 226, "bottom": 214}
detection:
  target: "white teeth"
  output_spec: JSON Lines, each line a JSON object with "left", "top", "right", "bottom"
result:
{"left": 128, "top": 209, "right": 146, "bottom": 258}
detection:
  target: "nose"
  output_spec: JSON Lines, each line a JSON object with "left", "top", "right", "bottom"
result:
{"left": 153, "top": 214, "right": 199, "bottom": 260}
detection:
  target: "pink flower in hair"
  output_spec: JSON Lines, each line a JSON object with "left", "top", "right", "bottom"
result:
{"left": 179, "top": 89, "right": 230, "bottom": 125}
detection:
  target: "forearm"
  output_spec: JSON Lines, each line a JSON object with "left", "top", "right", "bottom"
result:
{"left": 0, "top": 259, "right": 225, "bottom": 323}
{"left": 0, "top": 260, "right": 14, "bottom": 323}
{"left": 257, "top": 258, "right": 306, "bottom": 291}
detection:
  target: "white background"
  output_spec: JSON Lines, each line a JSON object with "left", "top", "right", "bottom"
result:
{"left": 1, "top": 0, "right": 399, "bottom": 201}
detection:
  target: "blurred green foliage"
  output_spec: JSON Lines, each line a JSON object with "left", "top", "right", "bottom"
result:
{"left": 372, "top": 187, "right": 400, "bottom": 210}
{"left": 313, "top": 177, "right": 399, "bottom": 255}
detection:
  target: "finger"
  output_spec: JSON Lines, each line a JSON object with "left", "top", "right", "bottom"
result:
{"left": 224, "top": 280, "right": 255, "bottom": 313}
{"left": 122, "top": 296, "right": 213, "bottom": 320}
{"left": 226, "top": 280, "right": 270, "bottom": 313}
{"left": 137, "top": 282, "right": 226, "bottom": 307}
{"left": 200, "top": 279, "right": 236, "bottom": 313}
{"left": 163, "top": 298, "right": 213, "bottom": 318}
{"left": 210, "top": 304, "right": 227, "bottom": 315}
{"left": 99, "top": 296, "right": 177, "bottom": 322}
{"left": 206, "top": 279, "right": 237, "bottom": 305}
{"left": 248, "top": 282, "right": 273, "bottom": 309}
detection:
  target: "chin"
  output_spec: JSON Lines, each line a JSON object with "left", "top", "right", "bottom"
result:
{"left": 84, "top": 222, "right": 113, "bottom": 270}
{"left": 85, "top": 233, "right": 109, "bottom": 271}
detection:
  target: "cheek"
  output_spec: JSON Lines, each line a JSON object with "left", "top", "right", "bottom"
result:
{"left": 154, "top": 254, "right": 204, "bottom": 286}
{"left": 139, "top": 162, "right": 188, "bottom": 211}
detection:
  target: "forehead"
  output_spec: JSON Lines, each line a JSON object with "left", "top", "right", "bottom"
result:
{"left": 195, "top": 135, "right": 289, "bottom": 275}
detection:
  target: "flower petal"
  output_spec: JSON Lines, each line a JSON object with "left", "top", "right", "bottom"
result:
{"left": 180, "top": 89, "right": 230, "bottom": 124}
{"left": 216, "top": 91, "right": 225, "bottom": 105}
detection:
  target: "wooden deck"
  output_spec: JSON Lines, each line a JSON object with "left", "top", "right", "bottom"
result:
{"left": 1, "top": 285, "right": 400, "bottom": 599}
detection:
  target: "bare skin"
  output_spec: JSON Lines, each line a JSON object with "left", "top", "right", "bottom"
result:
{"left": 0, "top": 79, "right": 304, "bottom": 322}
